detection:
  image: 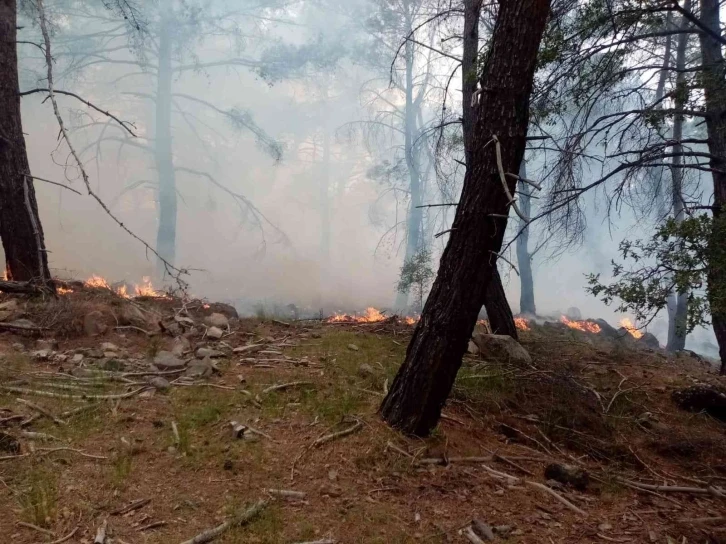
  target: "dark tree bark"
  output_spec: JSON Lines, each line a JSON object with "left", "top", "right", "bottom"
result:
{"left": 380, "top": 0, "right": 551, "bottom": 435}
{"left": 0, "top": 0, "right": 51, "bottom": 283}
{"left": 463, "top": 0, "right": 519, "bottom": 337}
{"left": 516, "top": 162, "right": 536, "bottom": 315}
{"left": 485, "top": 267, "right": 518, "bottom": 338}
{"left": 698, "top": 0, "right": 726, "bottom": 374}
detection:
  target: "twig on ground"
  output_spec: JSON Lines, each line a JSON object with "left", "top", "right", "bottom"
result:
{"left": 463, "top": 526, "right": 486, "bottom": 544}
{"left": 16, "top": 520, "right": 54, "bottom": 536}
{"left": 37, "top": 447, "right": 108, "bottom": 459}
{"left": 171, "top": 421, "right": 180, "bottom": 446}
{"left": 16, "top": 398, "right": 66, "bottom": 425}
{"left": 45, "top": 527, "right": 79, "bottom": 544}
{"left": 312, "top": 421, "right": 363, "bottom": 448}
{"left": 138, "top": 520, "right": 166, "bottom": 531}
{"left": 262, "top": 381, "right": 313, "bottom": 394}
{"left": 111, "top": 498, "right": 151, "bottom": 515}
{"left": 179, "top": 499, "right": 267, "bottom": 544}
{"left": 0, "top": 385, "right": 148, "bottom": 400}
{"left": 617, "top": 477, "right": 725, "bottom": 498}
{"left": 265, "top": 488, "right": 306, "bottom": 499}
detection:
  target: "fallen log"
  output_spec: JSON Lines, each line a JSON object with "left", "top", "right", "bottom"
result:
{"left": 179, "top": 499, "right": 267, "bottom": 544}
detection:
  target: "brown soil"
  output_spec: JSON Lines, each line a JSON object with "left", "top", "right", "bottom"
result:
{"left": 0, "top": 290, "right": 725, "bottom": 543}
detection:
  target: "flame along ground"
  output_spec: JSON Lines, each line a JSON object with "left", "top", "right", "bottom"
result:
{"left": 619, "top": 318, "right": 644, "bottom": 339}
{"left": 64, "top": 275, "right": 168, "bottom": 298}
{"left": 560, "top": 315, "right": 602, "bottom": 334}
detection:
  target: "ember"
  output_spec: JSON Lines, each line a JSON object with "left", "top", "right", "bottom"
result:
{"left": 514, "top": 317, "right": 531, "bottom": 331}
{"left": 560, "top": 315, "right": 602, "bottom": 334}
{"left": 619, "top": 318, "right": 644, "bottom": 339}
{"left": 57, "top": 286, "right": 74, "bottom": 295}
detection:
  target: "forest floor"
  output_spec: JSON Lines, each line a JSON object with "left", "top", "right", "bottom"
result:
{"left": 0, "top": 288, "right": 725, "bottom": 544}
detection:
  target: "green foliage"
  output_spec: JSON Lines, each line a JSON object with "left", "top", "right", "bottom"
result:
{"left": 586, "top": 215, "right": 713, "bottom": 332}
{"left": 397, "top": 248, "right": 434, "bottom": 312}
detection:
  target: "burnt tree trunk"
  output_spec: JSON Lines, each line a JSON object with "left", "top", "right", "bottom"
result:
{"left": 462, "top": 0, "right": 518, "bottom": 337}
{"left": 380, "top": 0, "right": 550, "bottom": 435}
{"left": 698, "top": 0, "right": 726, "bottom": 374}
{"left": 0, "top": 0, "right": 51, "bottom": 283}
{"left": 516, "top": 161, "right": 536, "bottom": 315}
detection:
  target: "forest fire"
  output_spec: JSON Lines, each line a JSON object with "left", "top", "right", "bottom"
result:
{"left": 619, "top": 318, "right": 644, "bottom": 339}
{"left": 514, "top": 317, "right": 531, "bottom": 331}
{"left": 81, "top": 275, "right": 167, "bottom": 298}
{"left": 326, "top": 307, "right": 420, "bottom": 325}
{"left": 560, "top": 315, "right": 602, "bottom": 333}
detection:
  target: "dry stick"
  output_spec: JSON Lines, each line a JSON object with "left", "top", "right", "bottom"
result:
{"left": 463, "top": 526, "right": 486, "bottom": 544}
{"left": 617, "top": 477, "right": 724, "bottom": 497}
{"left": 313, "top": 421, "right": 363, "bottom": 448}
{"left": 0, "top": 385, "right": 147, "bottom": 400}
{"left": 493, "top": 453, "right": 535, "bottom": 476}
{"left": 111, "top": 498, "right": 151, "bottom": 515}
{"left": 21, "top": 430, "right": 58, "bottom": 441}
{"left": 262, "top": 381, "right": 313, "bottom": 394}
{"left": 16, "top": 398, "right": 67, "bottom": 425}
{"left": 171, "top": 421, "right": 180, "bottom": 446}
{"left": 179, "top": 499, "right": 267, "bottom": 544}
{"left": 38, "top": 447, "right": 107, "bottom": 460}
{"left": 386, "top": 441, "right": 414, "bottom": 459}
{"left": 35, "top": 0, "right": 188, "bottom": 289}
{"left": 16, "top": 520, "right": 55, "bottom": 536}
{"left": 45, "top": 527, "right": 79, "bottom": 544}
{"left": 138, "top": 520, "right": 166, "bottom": 531}
{"left": 25, "top": 174, "right": 82, "bottom": 195}
{"left": 265, "top": 488, "right": 306, "bottom": 499}
{"left": 677, "top": 516, "right": 726, "bottom": 524}
{"left": 94, "top": 519, "right": 108, "bottom": 544}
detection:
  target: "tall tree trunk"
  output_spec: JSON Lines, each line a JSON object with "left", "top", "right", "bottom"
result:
{"left": 516, "top": 161, "right": 536, "bottom": 315}
{"left": 0, "top": 0, "right": 51, "bottom": 283}
{"left": 380, "top": 0, "right": 550, "bottom": 435}
{"left": 155, "top": 9, "right": 177, "bottom": 276}
{"left": 394, "top": 9, "right": 423, "bottom": 312}
{"left": 462, "top": 0, "right": 519, "bottom": 335}
{"left": 666, "top": 0, "right": 690, "bottom": 352}
{"left": 698, "top": 0, "right": 726, "bottom": 374}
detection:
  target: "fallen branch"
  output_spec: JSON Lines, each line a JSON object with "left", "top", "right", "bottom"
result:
{"left": 45, "top": 527, "right": 79, "bottom": 544}
{"left": 179, "top": 499, "right": 267, "bottom": 544}
{"left": 0, "top": 280, "right": 43, "bottom": 294}
{"left": 111, "top": 497, "right": 151, "bottom": 515}
{"left": 138, "top": 520, "right": 166, "bottom": 531}
{"left": 617, "top": 477, "right": 725, "bottom": 498}
{"left": 0, "top": 385, "right": 147, "bottom": 400}
{"left": 262, "top": 381, "right": 313, "bottom": 394}
{"left": 16, "top": 520, "right": 54, "bottom": 536}
{"left": 313, "top": 421, "right": 363, "bottom": 448}
{"left": 463, "top": 526, "right": 486, "bottom": 544}
{"left": 16, "top": 398, "right": 66, "bottom": 425}
{"left": 265, "top": 488, "right": 306, "bottom": 499}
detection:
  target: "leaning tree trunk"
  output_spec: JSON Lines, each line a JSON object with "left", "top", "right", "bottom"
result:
{"left": 666, "top": 0, "right": 690, "bottom": 353}
{"left": 462, "top": 0, "right": 519, "bottom": 336}
{"left": 0, "top": 0, "right": 52, "bottom": 283}
{"left": 154, "top": 9, "right": 177, "bottom": 276}
{"left": 698, "top": 0, "right": 726, "bottom": 374}
{"left": 380, "top": 0, "right": 550, "bottom": 435}
{"left": 516, "top": 161, "right": 536, "bottom": 315}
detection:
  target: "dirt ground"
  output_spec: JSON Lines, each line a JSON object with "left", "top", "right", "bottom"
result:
{"left": 0, "top": 290, "right": 725, "bottom": 543}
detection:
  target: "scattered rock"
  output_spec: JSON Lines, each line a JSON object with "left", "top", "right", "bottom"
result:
{"left": 672, "top": 384, "right": 726, "bottom": 421}
{"left": 100, "top": 342, "right": 119, "bottom": 352}
{"left": 196, "top": 347, "right": 224, "bottom": 359}
{"left": 472, "top": 519, "right": 495, "bottom": 541}
{"left": 37, "top": 338, "right": 58, "bottom": 351}
{"left": 347, "top": 344, "right": 360, "bottom": 352}
{"left": 544, "top": 463, "right": 589, "bottom": 491}
{"left": 101, "top": 359, "right": 125, "bottom": 371}
{"left": 223, "top": 459, "right": 234, "bottom": 471}
{"left": 30, "top": 349, "right": 51, "bottom": 361}
{"left": 467, "top": 340, "right": 480, "bottom": 355}
{"left": 206, "top": 326, "right": 223, "bottom": 340}
{"left": 0, "top": 300, "right": 19, "bottom": 312}
{"left": 72, "top": 353, "right": 84, "bottom": 363}
{"left": 119, "top": 304, "right": 150, "bottom": 329}
{"left": 86, "top": 349, "right": 104, "bottom": 359}
{"left": 103, "top": 351, "right": 119, "bottom": 359}
{"left": 0, "top": 310, "right": 14, "bottom": 322}
{"left": 152, "top": 351, "right": 185, "bottom": 370}
{"left": 83, "top": 311, "right": 108, "bottom": 337}
{"left": 493, "top": 525, "right": 513, "bottom": 538}
{"left": 185, "top": 357, "right": 214, "bottom": 379}
{"left": 328, "top": 469, "right": 338, "bottom": 481}
{"left": 148, "top": 377, "right": 170, "bottom": 391}
{"left": 637, "top": 332, "right": 660, "bottom": 350}
{"left": 11, "top": 342, "right": 24, "bottom": 351}
{"left": 201, "top": 302, "right": 238, "bottom": 319}
{"left": 171, "top": 336, "right": 191, "bottom": 357}
{"left": 174, "top": 316, "right": 195, "bottom": 327}
{"left": 0, "top": 432, "right": 20, "bottom": 454}
{"left": 471, "top": 333, "right": 532, "bottom": 365}
{"left": 357, "top": 363, "right": 375, "bottom": 377}
{"left": 204, "top": 313, "right": 229, "bottom": 328}
{"left": 311, "top": 332, "right": 322, "bottom": 339}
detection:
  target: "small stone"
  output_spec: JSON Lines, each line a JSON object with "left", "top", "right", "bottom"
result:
{"left": 185, "top": 358, "right": 214, "bottom": 379}
{"left": 196, "top": 347, "right": 224, "bottom": 359}
{"left": 83, "top": 311, "right": 108, "bottom": 336}
{"left": 472, "top": 519, "right": 495, "bottom": 541}
{"left": 54, "top": 354, "right": 68, "bottom": 363}
{"left": 311, "top": 332, "right": 322, "bottom": 339}
{"left": 72, "top": 353, "right": 84, "bottom": 363}
{"left": 11, "top": 342, "right": 24, "bottom": 351}
{"left": 171, "top": 336, "right": 191, "bottom": 357}
{"left": 347, "top": 344, "right": 359, "bottom": 351}
{"left": 544, "top": 463, "right": 589, "bottom": 491}
{"left": 30, "top": 349, "right": 51, "bottom": 360}
{"left": 103, "top": 351, "right": 119, "bottom": 359}
{"left": 493, "top": 525, "right": 513, "bottom": 537}
{"left": 204, "top": 313, "right": 229, "bottom": 328}
{"left": 174, "top": 316, "right": 195, "bottom": 326}
{"left": 598, "top": 523, "right": 612, "bottom": 532}
{"left": 0, "top": 299, "right": 19, "bottom": 312}
{"left": 100, "top": 342, "right": 119, "bottom": 351}
{"left": 37, "top": 338, "right": 59, "bottom": 351}
{"left": 467, "top": 340, "right": 480, "bottom": 355}
{"left": 223, "top": 459, "right": 234, "bottom": 471}
{"left": 0, "top": 432, "right": 20, "bottom": 454}
{"left": 153, "top": 351, "right": 185, "bottom": 370}
{"left": 167, "top": 446, "right": 177, "bottom": 454}
{"left": 328, "top": 469, "right": 338, "bottom": 481}
{"left": 149, "top": 377, "right": 170, "bottom": 391}
{"left": 206, "top": 326, "right": 223, "bottom": 340}
{"left": 86, "top": 349, "right": 104, "bottom": 359}
{"left": 101, "top": 359, "right": 125, "bottom": 371}
{"left": 472, "top": 333, "right": 532, "bottom": 365}
{"left": 357, "top": 363, "right": 374, "bottom": 377}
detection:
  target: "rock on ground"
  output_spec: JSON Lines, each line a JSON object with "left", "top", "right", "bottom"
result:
{"left": 672, "top": 384, "right": 726, "bottom": 421}
{"left": 471, "top": 333, "right": 532, "bottom": 365}
{"left": 206, "top": 326, "right": 223, "bottom": 340}
{"left": 204, "top": 312, "right": 229, "bottom": 328}
{"left": 152, "top": 351, "right": 186, "bottom": 370}
{"left": 84, "top": 311, "right": 108, "bottom": 336}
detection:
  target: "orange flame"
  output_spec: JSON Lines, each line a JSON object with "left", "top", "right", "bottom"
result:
{"left": 402, "top": 316, "right": 418, "bottom": 325}
{"left": 619, "top": 318, "right": 644, "bottom": 339}
{"left": 327, "top": 307, "right": 387, "bottom": 323}
{"left": 84, "top": 275, "right": 110, "bottom": 289}
{"left": 83, "top": 275, "right": 166, "bottom": 299}
{"left": 560, "top": 316, "right": 601, "bottom": 333}
{"left": 57, "top": 286, "right": 74, "bottom": 295}
{"left": 514, "top": 317, "right": 531, "bottom": 331}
